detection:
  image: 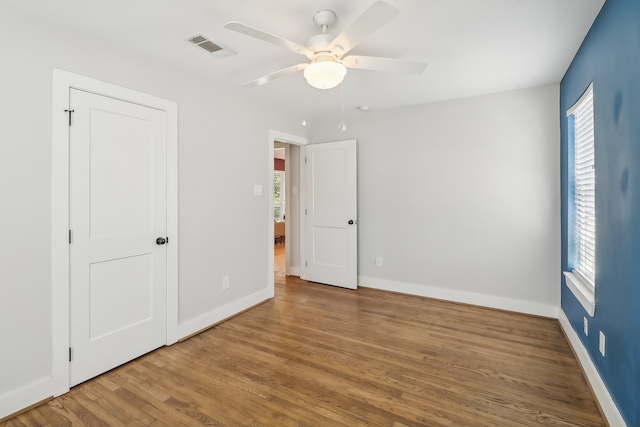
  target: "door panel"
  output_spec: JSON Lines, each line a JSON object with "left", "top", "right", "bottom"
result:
{"left": 313, "top": 227, "right": 348, "bottom": 267}
{"left": 89, "top": 254, "right": 153, "bottom": 339}
{"left": 311, "top": 149, "right": 348, "bottom": 215}
{"left": 305, "top": 140, "right": 357, "bottom": 289}
{"left": 89, "top": 109, "right": 154, "bottom": 238}
{"left": 69, "top": 89, "right": 167, "bottom": 386}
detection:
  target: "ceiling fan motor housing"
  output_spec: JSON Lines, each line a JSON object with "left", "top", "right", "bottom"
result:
{"left": 306, "top": 33, "right": 339, "bottom": 56}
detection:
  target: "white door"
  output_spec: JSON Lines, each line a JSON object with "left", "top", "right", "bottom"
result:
{"left": 304, "top": 140, "right": 358, "bottom": 289}
{"left": 69, "top": 89, "right": 167, "bottom": 386}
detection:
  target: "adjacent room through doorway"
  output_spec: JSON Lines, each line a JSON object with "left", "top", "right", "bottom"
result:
{"left": 273, "top": 142, "right": 287, "bottom": 282}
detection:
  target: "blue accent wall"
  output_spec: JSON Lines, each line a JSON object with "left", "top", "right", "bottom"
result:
{"left": 561, "top": 0, "right": 640, "bottom": 424}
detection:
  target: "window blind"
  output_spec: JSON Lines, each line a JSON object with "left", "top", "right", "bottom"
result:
{"left": 569, "top": 85, "right": 595, "bottom": 288}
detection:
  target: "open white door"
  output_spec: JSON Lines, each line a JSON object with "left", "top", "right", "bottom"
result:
{"left": 304, "top": 140, "right": 357, "bottom": 289}
{"left": 69, "top": 88, "right": 167, "bottom": 386}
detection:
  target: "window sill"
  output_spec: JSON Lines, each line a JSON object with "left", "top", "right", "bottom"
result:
{"left": 563, "top": 271, "right": 595, "bottom": 317}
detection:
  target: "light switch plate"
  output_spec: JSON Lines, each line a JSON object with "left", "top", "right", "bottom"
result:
{"left": 583, "top": 317, "right": 588, "bottom": 336}
{"left": 254, "top": 184, "right": 263, "bottom": 196}
{"left": 292, "top": 186, "right": 298, "bottom": 195}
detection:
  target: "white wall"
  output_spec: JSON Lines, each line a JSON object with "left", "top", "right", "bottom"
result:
{"left": 0, "top": 2, "right": 301, "bottom": 417}
{"left": 309, "top": 86, "right": 561, "bottom": 316}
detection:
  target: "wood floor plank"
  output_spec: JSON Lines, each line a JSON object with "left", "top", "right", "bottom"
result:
{"left": 213, "top": 314, "right": 589, "bottom": 426}
{"left": 2, "top": 245, "right": 605, "bottom": 426}
{"left": 2, "top": 418, "right": 29, "bottom": 427}
{"left": 175, "top": 339, "right": 372, "bottom": 427}
{"left": 222, "top": 310, "right": 576, "bottom": 416}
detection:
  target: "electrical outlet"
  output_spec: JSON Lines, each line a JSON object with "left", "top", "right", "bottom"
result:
{"left": 222, "top": 276, "right": 230, "bottom": 290}
{"left": 583, "top": 317, "right": 589, "bottom": 336}
{"left": 599, "top": 331, "right": 606, "bottom": 356}
{"left": 375, "top": 257, "right": 383, "bottom": 267}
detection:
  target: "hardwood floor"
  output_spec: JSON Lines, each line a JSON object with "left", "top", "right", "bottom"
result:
{"left": 3, "top": 245, "right": 604, "bottom": 426}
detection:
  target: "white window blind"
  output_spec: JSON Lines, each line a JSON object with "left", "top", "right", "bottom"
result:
{"left": 568, "top": 84, "right": 595, "bottom": 289}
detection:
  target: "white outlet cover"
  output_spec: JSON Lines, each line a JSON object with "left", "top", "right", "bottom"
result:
{"left": 292, "top": 186, "right": 297, "bottom": 195}
{"left": 599, "top": 331, "right": 605, "bottom": 356}
{"left": 375, "top": 257, "right": 383, "bottom": 267}
{"left": 254, "top": 185, "right": 263, "bottom": 196}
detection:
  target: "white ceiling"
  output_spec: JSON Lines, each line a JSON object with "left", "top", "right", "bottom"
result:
{"left": 8, "top": 0, "right": 604, "bottom": 120}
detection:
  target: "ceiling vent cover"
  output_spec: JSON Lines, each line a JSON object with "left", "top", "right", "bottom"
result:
{"left": 185, "top": 34, "right": 235, "bottom": 58}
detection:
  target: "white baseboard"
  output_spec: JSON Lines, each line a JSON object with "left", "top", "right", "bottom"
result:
{"left": 358, "top": 276, "right": 559, "bottom": 318}
{"left": 0, "top": 377, "right": 52, "bottom": 420}
{"left": 171, "top": 288, "right": 273, "bottom": 342}
{"left": 558, "top": 310, "right": 626, "bottom": 427}
{"left": 287, "top": 266, "right": 301, "bottom": 277}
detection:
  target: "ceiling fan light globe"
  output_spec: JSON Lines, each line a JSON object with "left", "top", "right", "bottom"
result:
{"left": 303, "top": 61, "right": 347, "bottom": 89}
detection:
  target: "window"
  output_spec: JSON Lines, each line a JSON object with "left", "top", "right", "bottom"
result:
{"left": 564, "top": 83, "right": 596, "bottom": 315}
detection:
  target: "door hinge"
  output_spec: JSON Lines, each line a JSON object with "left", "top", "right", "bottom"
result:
{"left": 305, "top": 157, "right": 307, "bottom": 164}
{"left": 305, "top": 209, "right": 307, "bottom": 215}
{"left": 69, "top": 348, "right": 72, "bottom": 362}
{"left": 64, "top": 109, "right": 75, "bottom": 126}
{"left": 68, "top": 230, "right": 72, "bottom": 244}
{"left": 166, "top": 237, "right": 169, "bottom": 244}
{"left": 305, "top": 261, "right": 308, "bottom": 267}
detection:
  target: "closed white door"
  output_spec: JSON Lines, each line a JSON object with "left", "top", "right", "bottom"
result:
{"left": 69, "top": 89, "right": 167, "bottom": 386}
{"left": 304, "top": 140, "right": 358, "bottom": 289}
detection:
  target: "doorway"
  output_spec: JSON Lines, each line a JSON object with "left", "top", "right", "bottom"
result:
{"left": 274, "top": 143, "right": 287, "bottom": 283}
{"left": 267, "top": 132, "right": 359, "bottom": 293}
{"left": 51, "top": 69, "right": 179, "bottom": 395}
{"left": 267, "top": 130, "right": 308, "bottom": 295}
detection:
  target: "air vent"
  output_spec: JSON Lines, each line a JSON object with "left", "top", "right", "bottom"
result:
{"left": 189, "top": 35, "right": 208, "bottom": 44}
{"left": 197, "top": 40, "right": 222, "bottom": 53}
{"left": 184, "top": 33, "right": 235, "bottom": 58}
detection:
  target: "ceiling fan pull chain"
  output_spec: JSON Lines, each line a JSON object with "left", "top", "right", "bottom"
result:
{"left": 302, "top": 78, "right": 307, "bottom": 127}
{"left": 338, "top": 82, "right": 347, "bottom": 132}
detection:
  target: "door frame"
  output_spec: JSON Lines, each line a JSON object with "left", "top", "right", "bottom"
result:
{"left": 267, "top": 130, "right": 308, "bottom": 294}
{"left": 51, "top": 69, "right": 179, "bottom": 396}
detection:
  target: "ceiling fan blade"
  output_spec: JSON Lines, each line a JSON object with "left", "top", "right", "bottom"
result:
{"left": 224, "top": 21, "right": 313, "bottom": 58}
{"left": 329, "top": 1, "right": 399, "bottom": 55}
{"left": 243, "top": 63, "right": 308, "bottom": 88}
{"left": 342, "top": 55, "right": 427, "bottom": 74}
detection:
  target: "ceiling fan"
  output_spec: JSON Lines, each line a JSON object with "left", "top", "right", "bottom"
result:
{"left": 224, "top": 1, "right": 427, "bottom": 90}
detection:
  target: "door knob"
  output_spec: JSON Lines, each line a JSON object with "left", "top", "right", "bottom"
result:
{"left": 156, "top": 237, "right": 167, "bottom": 245}
{"left": 348, "top": 220, "right": 354, "bottom": 225}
